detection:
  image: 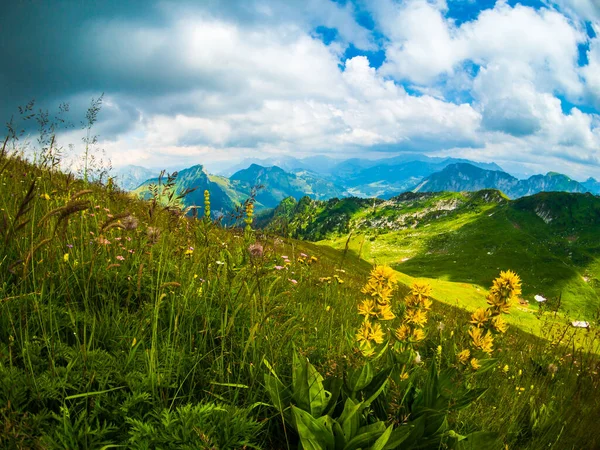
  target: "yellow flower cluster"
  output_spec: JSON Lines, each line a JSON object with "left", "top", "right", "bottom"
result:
{"left": 358, "top": 265, "right": 398, "bottom": 322}
{"left": 461, "top": 270, "right": 521, "bottom": 369}
{"left": 244, "top": 201, "right": 254, "bottom": 229}
{"left": 356, "top": 265, "right": 398, "bottom": 355}
{"left": 394, "top": 282, "right": 431, "bottom": 344}
{"left": 486, "top": 270, "right": 521, "bottom": 314}
{"left": 204, "top": 190, "right": 210, "bottom": 220}
{"left": 355, "top": 267, "right": 432, "bottom": 357}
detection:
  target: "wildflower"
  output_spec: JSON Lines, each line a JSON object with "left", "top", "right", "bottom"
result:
{"left": 395, "top": 324, "right": 411, "bottom": 341}
{"left": 469, "top": 327, "right": 484, "bottom": 347}
{"left": 40, "top": 193, "right": 50, "bottom": 200}
{"left": 377, "top": 303, "right": 396, "bottom": 321}
{"left": 356, "top": 320, "right": 373, "bottom": 345}
{"left": 216, "top": 260, "right": 225, "bottom": 265}
{"left": 492, "top": 316, "right": 508, "bottom": 333}
{"left": 116, "top": 255, "right": 125, "bottom": 261}
{"left": 437, "top": 345, "right": 442, "bottom": 356}
{"left": 480, "top": 332, "right": 494, "bottom": 355}
{"left": 470, "top": 358, "right": 481, "bottom": 370}
{"left": 325, "top": 305, "right": 331, "bottom": 312}
{"left": 274, "top": 265, "right": 284, "bottom": 270}
{"left": 309, "top": 256, "right": 318, "bottom": 263}
{"left": 333, "top": 275, "right": 344, "bottom": 284}
{"left": 470, "top": 308, "right": 491, "bottom": 328}
{"left": 405, "top": 309, "right": 428, "bottom": 328}
{"left": 281, "top": 255, "right": 289, "bottom": 259}
{"left": 488, "top": 270, "right": 522, "bottom": 309}
{"left": 411, "top": 328, "right": 426, "bottom": 342}
{"left": 184, "top": 247, "right": 194, "bottom": 256}
{"left": 414, "top": 351, "right": 422, "bottom": 364}
{"left": 146, "top": 227, "right": 161, "bottom": 243}
{"left": 359, "top": 341, "right": 375, "bottom": 357}
{"left": 67, "top": 244, "right": 74, "bottom": 248}
{"left": 204, "top": 190, "right": 211, "bottom": 219}
{"left": 486, "top": 293, "right": 513, "bottom": 314}
{"left": 358, "top": 299, "right": 377, "bottom": 318}
{"left": 458, "top": 349, "right": 471, "bottom": 364}
{"left": 289, "top": 279, "right": 298, "bottom": 285}
{"left": 369, "top": 322, "right": 385, "bottom": 344}
{"left": 63, "top": 253, "right": 69, "bottom": 262}
{"left": 548, "top": 363, "right": 558, "bottom": 375}
{"left": 245, "top": 201, "right": 254, "bottom": 229}
{"left": 248, "top": 243, "right": 264, "bottom": 258}
{"left": 502, "top": 364, "right": 509, "bottom": 373}
{"left": 400, "top": 371, "right": 409, "bottom": 381}
{"left": 410, "top": 281, "right": 431, "bottom": 301}
{"left": 300, "top": 253, "right": 308, "bottom": 257}
{"left": 121, "top": 215, "right": 139, "bottom": 230}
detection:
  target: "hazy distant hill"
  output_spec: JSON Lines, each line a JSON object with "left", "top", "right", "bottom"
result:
{"left": 414, "top": 163, "right": 588, "bottom": 198}
{"left": 131, "top": 157, "right": 596, "bottom": 214}
{"left": 229, "top": 164, "right": 345, "bottom": 208}
{"left": 134, "top": 165, "right": 246, "bottom": 215}
{"left": 582, "top": 177, "right": 600, "bottom": 194}
{"left": 134, "top": 163, "right": 346, "bottom": 214}
{"left": 112, "top": 165, "right": 157, "bottom": 191}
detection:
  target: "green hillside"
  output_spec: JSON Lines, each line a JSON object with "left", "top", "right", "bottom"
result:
{"left": 263, "top": 190, "right": 600, "bottom": 320}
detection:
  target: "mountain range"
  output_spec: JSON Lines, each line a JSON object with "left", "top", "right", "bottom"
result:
{"left": 123, "top": 154, "right": 600, "bottom": 214}
{"left": 414, "top": 163, "right": 591, "bottom": 199}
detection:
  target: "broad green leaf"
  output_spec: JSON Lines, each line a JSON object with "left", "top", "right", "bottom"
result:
{"left": 292, "top": 405, "right": 335, "bottom": 450}
{"left": 423, "top": 412, "right": 448, "bottom": 437}
{"left": 325, "top": 377, "right": 343, "bottom": 417}
{"left": 437, "top": 368, "right": 458, "bottom": 400}
{"left": 307, "top": 359, "right": 332, "bottom": 417}
{"left": 338, "top": 398, "right": 362, "bottom": 441}
{"left": 357, "top": 421, "right": 386, "bottom": 436}
{"left": 422, "top": 361, "right": 439, "bottom": 409}
{"left": 371, "top": 425, "right": 393, "bottom": 450}
{"left": 383, "top": 425, "right": 412, "bottom": 450}
{"left": 395, "top": 416, "right": 425, "bottom": 450}
{"left": 361, "top": 371, "right": 390, "bottom": 412}
{"left": 264, "top": 373, "right": 290, "bottom": 414}
{"left": 292, "top": 350, "right": 331, "bottom": 417}
{"left": 343, "top": 428, "right": 385, "bottom": 450}
{"left": 293, "top": 349, "right": 311, "bottom": 412}
{"left": 348, "top": 362, "right": 374, "bottom": 393}
{"left": 333, "top": 419, "right": 347, "bottom": 450}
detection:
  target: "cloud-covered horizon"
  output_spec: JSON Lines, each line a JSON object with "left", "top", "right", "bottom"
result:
{"left": 1, "top": 0, "right": 599, "bottom": 179}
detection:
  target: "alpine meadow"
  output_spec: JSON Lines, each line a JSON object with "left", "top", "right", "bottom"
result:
{"left": 2, "top": 1, "right": 600, "bottom": 449}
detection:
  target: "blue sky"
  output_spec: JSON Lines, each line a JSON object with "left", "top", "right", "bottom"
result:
{"left": 1, "top": 0, "right": 599, "bottom": 179}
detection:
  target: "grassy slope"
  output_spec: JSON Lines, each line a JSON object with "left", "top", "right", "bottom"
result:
{"left": 313, "top": 194, "right": 600, "bottom": 352}
{"left": 1, "top": 154, "right": 600, "bottom": 448}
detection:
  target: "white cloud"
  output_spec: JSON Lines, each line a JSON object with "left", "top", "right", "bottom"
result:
{"left": 46, "top": 0, "right": 599, "bottom": 180}
{"left": 377, "top": 0, "right": 584, "bottom": 96}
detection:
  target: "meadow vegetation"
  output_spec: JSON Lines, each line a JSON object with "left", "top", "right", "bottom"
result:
{"left": 0, "top": 107, "right": 599, "bottom": 449}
